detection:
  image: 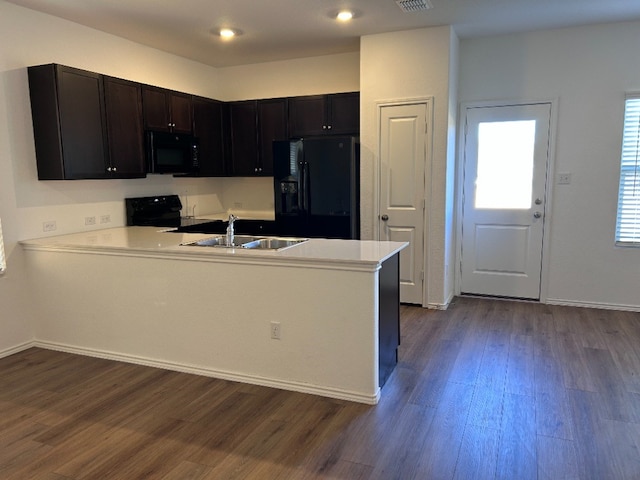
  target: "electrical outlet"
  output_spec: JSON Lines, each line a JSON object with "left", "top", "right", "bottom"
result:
{"left": 85, "top": 216, "right": 96, "bottom": 226}
{"left": 100, "top": 214, "right": 111, "bottom": 224}
{"left": 270, "top": 321, "right": 281, "bottom": 340}
{"left": 43, "top": 220, "right": 56, "bottom": 232}
{"left": 557, "top": 173, "right": 572, "bottom": 185}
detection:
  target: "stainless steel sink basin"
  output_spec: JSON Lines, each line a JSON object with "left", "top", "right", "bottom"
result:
{"left": 241, "top": 237, "right": 308, "bottom": 251}
{"left": 181, "top": 235, "right": 308, "bottom": 250}
{"left": 182, "top": 235, "right": 261, "bottom": 248}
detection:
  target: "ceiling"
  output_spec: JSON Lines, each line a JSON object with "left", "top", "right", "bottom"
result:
{"left": 7, "top": 0, "right": 640, "bottom": 68}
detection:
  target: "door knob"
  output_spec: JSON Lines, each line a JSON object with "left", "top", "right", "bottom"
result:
{"left": 533, "top": 212, "right": 542, "bottom": 219}
{"left": 535, "top": 198, "right": 542, "bottom": 205}
{"left": 381, "top": 214, "right": 389, "bottom": 221}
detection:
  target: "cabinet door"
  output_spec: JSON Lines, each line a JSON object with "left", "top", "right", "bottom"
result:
{"left": 288, "top": 95, "right": 326, "bottom": 137}
{"left": 170, "top": 93, "right": 193, "bottom": 134}
{"left": 56, "top": 66, "right": 109, "bottom": 179}
{"left": 193, "top": 97, "right": 225, "bottom": 176}
{"left": 258, "top": 98, "right": 287, "bottom": 176}
{"left": 103, "top": 77, "right": 146, "bottom": 178}
{"left": 229, "top": 100, "right": 259, "bottom": 176}
{"left": 142, "top": 87, "right": 170, "bottom": 132}
{"left": 327, "top": 92, "right": 359, "bottom": 135}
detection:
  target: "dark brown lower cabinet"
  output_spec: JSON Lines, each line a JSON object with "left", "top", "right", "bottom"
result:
{"left": 379, "top": 252, "right": 400, "bottom": 387}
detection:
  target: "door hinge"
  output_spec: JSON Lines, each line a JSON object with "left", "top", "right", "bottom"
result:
{"left": 421, "top": 271, "right": 424, "bottom": 281}
{"left": 423, "top": 198, "right": 426, "bottom": 210}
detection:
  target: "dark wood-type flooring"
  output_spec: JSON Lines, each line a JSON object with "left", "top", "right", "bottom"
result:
{"left": 2, "top": 297, "right": 640, "bottom": 479}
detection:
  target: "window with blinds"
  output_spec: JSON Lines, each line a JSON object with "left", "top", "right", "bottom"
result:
{"left": 0, "top": 218, "right": 5, "bottom": 274}
{"left": 616, "top": 96, "right": 640, "bottom": 246}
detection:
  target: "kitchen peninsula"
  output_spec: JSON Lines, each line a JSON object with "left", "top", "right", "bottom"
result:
{"left": 20, "top": 227, "right": 406, "bottom": 404}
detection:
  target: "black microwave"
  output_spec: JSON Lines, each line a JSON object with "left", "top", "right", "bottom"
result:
{"left": 146, "top": 131, "right": 199, "bottom": 174}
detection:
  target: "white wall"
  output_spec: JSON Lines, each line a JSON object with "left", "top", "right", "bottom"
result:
{"left": 360, "top": 26, "right": 458, "bottom": 308}
{"left": 217, "top": 52, "right": 360, "bottom": 101}
{"left": 459, "top": 21, "right": 640, "bottom": 310}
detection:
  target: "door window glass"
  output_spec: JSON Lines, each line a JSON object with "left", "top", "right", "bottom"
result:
{"left": 475, "top": 120, "right": 536, "bottom": 209}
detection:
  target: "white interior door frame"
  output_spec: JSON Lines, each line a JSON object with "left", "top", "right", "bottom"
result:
{"left": 454, "top": 98, "right": 558, "bottom": 302}
{"left": 374, "top": 96, "right": 433, "bottom": 307}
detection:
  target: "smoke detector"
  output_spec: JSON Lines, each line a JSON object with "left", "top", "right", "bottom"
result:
{"left": 395, "top": 0, "right": 433, "bottom": 13}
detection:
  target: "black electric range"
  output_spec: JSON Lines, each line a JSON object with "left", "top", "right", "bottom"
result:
{"left": 124, "top": 195, "right": 275, "bottom": 235}
{"left": 125, "top": 195, "right": 207, "bottom": 229}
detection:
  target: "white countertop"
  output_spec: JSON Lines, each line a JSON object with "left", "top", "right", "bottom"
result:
{"left": 21, "top": 227, "right": 407, "bottom": 272}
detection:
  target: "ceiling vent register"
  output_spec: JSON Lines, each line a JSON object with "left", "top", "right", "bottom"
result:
{"left": 395, "top": 0, "right": 434, "bottom": 13}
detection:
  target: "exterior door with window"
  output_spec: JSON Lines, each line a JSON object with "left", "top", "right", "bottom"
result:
{"left": 460, "top": 103, "right": 551, "bottom": 299}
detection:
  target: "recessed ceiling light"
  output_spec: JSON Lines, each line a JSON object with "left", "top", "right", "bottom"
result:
{"left": 336, "top": 10, "right": 354, "bottom": 22}
{"left": 219, "top": 28, "right": 237, "bottom": 38}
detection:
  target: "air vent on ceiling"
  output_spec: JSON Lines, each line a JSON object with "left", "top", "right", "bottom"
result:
{"left": 395, "top": 0, "right": 433, "bottom": 13}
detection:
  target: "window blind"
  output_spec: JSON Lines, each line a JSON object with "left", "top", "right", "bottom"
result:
{"left": 0, "top": 218, "right": 5, "bottom": 274}
{"left": 616, "top": 96, "right": 640, "bottom": 246}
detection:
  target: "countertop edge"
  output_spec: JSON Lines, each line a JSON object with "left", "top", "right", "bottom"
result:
{"left": 20, "top": 242, "right": 403, "bottom": 273}
{"left": 19, "top": 227, "right": 408, "bottom": 273}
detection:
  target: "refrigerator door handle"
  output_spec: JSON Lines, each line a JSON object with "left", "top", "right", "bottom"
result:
{"left": 297, "top": 161, "right": 305, "bottom": 212}
{"left": 302, "top": 161, "right": 310, "bottom": 213}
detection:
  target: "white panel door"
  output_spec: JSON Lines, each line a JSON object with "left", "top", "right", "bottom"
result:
{"left": 461, "top": 103, "right": 551, "bottom": 299}
{"left": 379, "top": 103, "right": 428, "bottom": 305}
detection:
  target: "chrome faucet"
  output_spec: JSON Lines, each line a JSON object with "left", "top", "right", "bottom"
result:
{"left": 226, "top": 214, "right": 238, "bottom": 246}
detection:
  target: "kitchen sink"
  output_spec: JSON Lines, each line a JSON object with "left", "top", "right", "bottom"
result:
{"left": 182, "top": 235, "right": 258, "bottom": 247}
{"left": 181, "top": 235, "right": 308, "bottom": 251}
{"left": 241, "top": 238, "right": 308, "bottom": 250}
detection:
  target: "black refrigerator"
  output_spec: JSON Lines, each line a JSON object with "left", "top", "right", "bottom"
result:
{"left": 273, "top": 136, "right": 360, "bottom": 239}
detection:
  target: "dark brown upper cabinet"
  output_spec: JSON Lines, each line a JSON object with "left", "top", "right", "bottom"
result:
{"left": 288, "top": 92, "right": 359, "bottom": 138}
{"left": 28, "top": 64, "right": 147, "bottom": 180}
{"left": 192, "top": 96, "right": 226, "bottom": 176}
{"left": 227, "top": 98, "right": 288, "bottom": 176}
{"left": 103, "top": 76, "right": 146, "bottom": 178}
{"left": 28, "top": 62, "right": 359, "bottom": 181}
{"left": 257, "top": 98, "right": 288, "bottom": 176}
{"left": 28, "top": 64, "right": 110, "bottom": 180}
{"left": 228, "top": 100, "right": 259, "bottom": 176}
{"left": 142, "top": 86, "right": 193, "bottom": 134}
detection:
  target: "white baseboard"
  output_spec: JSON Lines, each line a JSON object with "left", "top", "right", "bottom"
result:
{"left": 546, "top": 298, "right": 640, "bottom": 312}
{"left": 0, "top": 341, "right": 34, "bottom": 359}
{"left": 426, "top": 292, "right": 454, "bottom": 310}
{"left": 32, "top": 340, "right": 380, "bottom": 405}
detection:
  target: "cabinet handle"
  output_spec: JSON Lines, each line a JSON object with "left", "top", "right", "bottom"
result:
{"left": 327, "top": 125, "right": 332, "bottom": 130}
{"left": 322, "top": 125, "right": 327, "bottom": 130}
{"left": 107, "top": 167, "right": 111, "bottom": 172}
{"left": 112, "top": 167, "right": 117, "bottom": 172}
